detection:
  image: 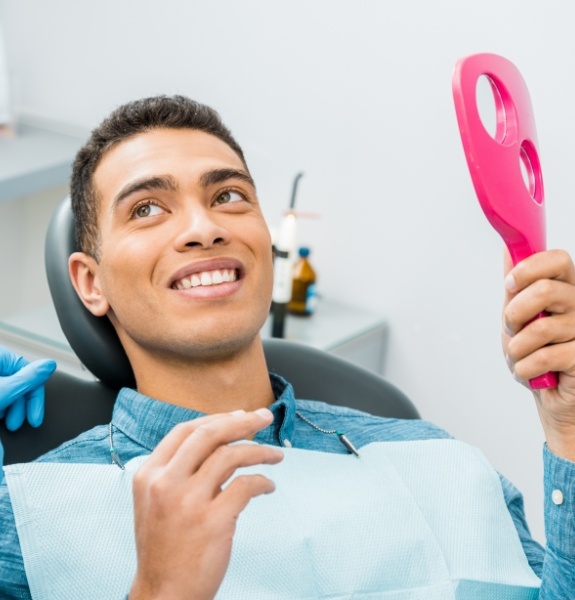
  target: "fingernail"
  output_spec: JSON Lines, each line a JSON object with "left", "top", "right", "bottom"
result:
{"left": 504, "top": 323, "right": 515, "bottom": 337}
{"left": 504, "top": 273, "right": 517, "bottom": 292}
{"left": 255, "top": 407, "right": 272, "bottom": 419}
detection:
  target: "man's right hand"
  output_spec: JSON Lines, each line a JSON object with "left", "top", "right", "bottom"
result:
{"left": 128, "top": 408, "right": 283, "bottom": 600}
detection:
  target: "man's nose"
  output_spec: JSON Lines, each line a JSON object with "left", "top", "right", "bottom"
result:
{"left": 173, "top": 206, "right": 230, "bottom": 250}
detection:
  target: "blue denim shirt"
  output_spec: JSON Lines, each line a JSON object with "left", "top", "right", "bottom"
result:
{"left": 0, "top": 374, "right": 573, "bottom": 598}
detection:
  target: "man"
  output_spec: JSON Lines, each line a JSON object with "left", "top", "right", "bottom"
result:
{"left": 0, "top": 95, "right": 574, "bottom": 598}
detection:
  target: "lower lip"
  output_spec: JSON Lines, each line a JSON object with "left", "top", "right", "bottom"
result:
{"left": 171, "top": 279, "right": 243, "bottom": 300}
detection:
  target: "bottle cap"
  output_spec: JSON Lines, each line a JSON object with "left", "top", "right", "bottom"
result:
{"left": 299, "top": 247, "right": 310, "bottom": 257}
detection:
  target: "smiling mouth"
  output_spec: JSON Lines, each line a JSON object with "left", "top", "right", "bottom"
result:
{"left": 171, "top": 268, "right": 239, "bottom": 290}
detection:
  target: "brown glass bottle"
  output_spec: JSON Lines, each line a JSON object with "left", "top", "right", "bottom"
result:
{"left": 289, "top": 247, "right": 317, "bottom": 316}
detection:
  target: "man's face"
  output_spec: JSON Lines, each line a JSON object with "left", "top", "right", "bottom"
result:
{"left": 84, "top": 128, "right": 273, "bottom": 363}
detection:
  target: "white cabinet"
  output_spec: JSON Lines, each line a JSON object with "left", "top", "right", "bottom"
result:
{"left": 0, "top": 122, "right": 83, "bottom": 203}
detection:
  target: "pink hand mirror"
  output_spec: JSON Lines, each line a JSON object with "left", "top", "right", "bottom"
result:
{"left": 452, "top": 53, "right": 557, "bottom": 389}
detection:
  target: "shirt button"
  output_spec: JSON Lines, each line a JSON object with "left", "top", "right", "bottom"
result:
{"left": 552, "top": 489, "right": 564, "bottom": 505}
{"left": 282, "top": 439, "right": 292, "bottom": 448}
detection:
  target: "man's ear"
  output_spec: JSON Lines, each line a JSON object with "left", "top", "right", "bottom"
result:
{"left": 68, "top": 252, "right": 110, "bottom": 317}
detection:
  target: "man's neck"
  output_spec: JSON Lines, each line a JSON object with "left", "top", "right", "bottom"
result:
{"left": 127, "top": 336, "right": 275, "bottom": 414}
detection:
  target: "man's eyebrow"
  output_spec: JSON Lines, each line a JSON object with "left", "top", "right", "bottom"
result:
{"left": 199, "top": 168, "right": 256, "bottom": 190}
{"left": 112, "top": 175, "right": 178, "bottom": 210}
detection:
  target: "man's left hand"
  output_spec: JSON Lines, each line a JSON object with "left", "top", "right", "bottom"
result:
{"left": 503, "top": 249, "right": 575, "bottom": 461}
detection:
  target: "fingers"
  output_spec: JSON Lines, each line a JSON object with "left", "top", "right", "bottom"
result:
{"left": 0, "top": 358, "right": 54, "bottom": 429}
{"left": 508, "top": 339, "right": 575, "bottom": 383}
{"left": 503, "top": 250, "right": 575, "bottom": 341}
{"left": 143, "top": 412, "right": 233, "bottom": 469}
{"left": 143, "top": 409, "right": 273, "bottom": 477}
{"left": 135, "top": 408, "right": 282, "bottom": 502}
{"left": 0, "top": 359, "right": 56, "bottom": 411}
{"left": 130, "top": 408, "right": 282, "bottom": 600}
{"left": 212, "top": 472, "right": 278, "bottom": 520}
{"left": 1, "top": 359, "right": 55, "bottom": 429}
{"left": 26, "top": 385, "right": 45, "bottom": 428}
{"left": 4, "top": 397, "right": 25, "bottom": 431}
{"left": 504, "top": 249, "right": 575, "bottom": 299}
{"left": 196, "top": 442, "right": 283, "bottom": 501}
{"left": 507, "top": 312, "right": 575, "bottom": 356}
{"left": 504, "top": 279, "right": 575, "bottom": 337}
{"left": 0, "top": 349, "right": 27, "bottom": 377}
{"left": 142, "top": 408, "right": 271, "bottom": 468}
{"left": 502, "top": 250, "right": 575, "bottom": 387}
{"left": 23, "top": 360, "right": 54, "bottom": 427}
{"left": 166, "top": 409, "right": 275, "bottom": 478}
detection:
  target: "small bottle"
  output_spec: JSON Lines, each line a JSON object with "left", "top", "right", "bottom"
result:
{"left": 289, "top": 247, "right": 317, "bottom": 316}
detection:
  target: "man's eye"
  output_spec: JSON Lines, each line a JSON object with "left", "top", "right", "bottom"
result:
{"left": 214, "top": 190, "right": 245, "bottom": 205}
{"left": 133, "top": 202, "right": 165, "bottom": 218}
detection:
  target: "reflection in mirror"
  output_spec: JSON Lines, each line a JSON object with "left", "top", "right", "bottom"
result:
{"left": 476, "top": 75, "right": 505, "bottom": 141}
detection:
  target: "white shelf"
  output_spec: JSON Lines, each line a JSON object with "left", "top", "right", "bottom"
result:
{"left": 0, "top": 123, "right": 84, "bottom": 202}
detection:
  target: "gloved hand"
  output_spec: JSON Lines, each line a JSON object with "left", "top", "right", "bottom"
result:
{"left": 0, "top": 347, "right": 56, "bottom": 470}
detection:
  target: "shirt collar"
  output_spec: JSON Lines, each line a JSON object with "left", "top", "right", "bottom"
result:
{"left": 112, "top": 372, "right": 296, "bottom": 452}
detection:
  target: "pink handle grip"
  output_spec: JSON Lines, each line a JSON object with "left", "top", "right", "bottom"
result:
{"left": 452, "top": 53, "right": 557, "bottom": 389}
{"left": 530, "top": 371, "right": 558, "bottom": 389}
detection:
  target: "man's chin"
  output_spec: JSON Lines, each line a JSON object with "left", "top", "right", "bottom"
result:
{"left": 181, "top": 333, "right": 262, "bottom": 362}
{"left": 140, "top": 327, "right": 264, "bottom": 364}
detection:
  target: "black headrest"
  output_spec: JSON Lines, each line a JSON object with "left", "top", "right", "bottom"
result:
{"left": 44, "top": 198, "right": 136, "bottom": 390}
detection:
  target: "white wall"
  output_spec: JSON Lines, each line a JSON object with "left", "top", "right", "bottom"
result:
{"left": 0, "top": 184, "right": 68, "bottom": 315}
{"left": 4, "top": 0, "right": 575, "bottom": 542}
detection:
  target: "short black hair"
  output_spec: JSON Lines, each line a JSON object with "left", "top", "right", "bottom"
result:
{"left": 70, "top": 95, "right": 248, "bottom": 259}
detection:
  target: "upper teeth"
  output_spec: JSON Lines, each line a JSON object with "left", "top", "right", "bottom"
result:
{"left": 173, "top": 269, "right": 237, "bottom": 290}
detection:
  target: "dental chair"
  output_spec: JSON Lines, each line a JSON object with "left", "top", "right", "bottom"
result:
{"left": 1, "top": 199, "right": 419, "bottom": 465}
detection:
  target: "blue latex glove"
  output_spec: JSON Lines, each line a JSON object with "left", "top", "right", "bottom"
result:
{"left": 0, "top": 347, "right": 56, "bottom": 470}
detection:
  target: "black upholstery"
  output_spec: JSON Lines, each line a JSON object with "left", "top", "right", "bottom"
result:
{"left": 45, "top": 198, "right": 135, "bottom": 390}
{"left": 1, "top": 371, "right": 117, "bottom": 464}
{"left": 2, "top": 199, "right": 419, "bottom": 465}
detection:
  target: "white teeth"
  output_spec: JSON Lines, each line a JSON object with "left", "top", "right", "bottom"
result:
{"left": 175, "top": 268, "right": 237, "bottom": 289}
{"left": 200, "top": 272, "right": 213, "bottom": 286}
